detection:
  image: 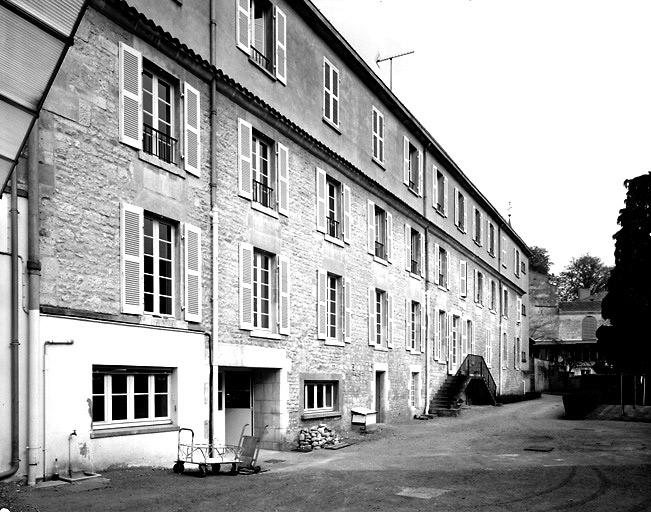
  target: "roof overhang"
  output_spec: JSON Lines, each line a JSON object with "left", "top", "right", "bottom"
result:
{"left": 0, "top": 0, "right": 88, "bottom": 196}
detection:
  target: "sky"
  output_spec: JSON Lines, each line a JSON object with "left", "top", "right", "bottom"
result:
{"left": 311, "top": 0, "right": 651, "bottom": 274}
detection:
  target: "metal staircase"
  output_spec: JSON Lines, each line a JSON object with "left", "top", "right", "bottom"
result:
{"left": 428, "top": 354, "right": 497, "bottom": 416}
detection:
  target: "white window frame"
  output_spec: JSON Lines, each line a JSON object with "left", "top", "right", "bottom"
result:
{"left": 454, "top": 188, "right": 467, "bottom": 233}
{"left": 473, "top": 207, "right": 483, "bottom": 246}
{"left": 91, "top": 368, "right": 173, "bottom": 429}
{"left": 433, "top": 167, "right": 448, "bottom": 216}
{"left": 304, "top": 382, "right": 335, "bottom": 413}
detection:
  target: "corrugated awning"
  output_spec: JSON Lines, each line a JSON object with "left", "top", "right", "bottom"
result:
{"left": 0, "top": 0, "right": 88, "bottom": 196}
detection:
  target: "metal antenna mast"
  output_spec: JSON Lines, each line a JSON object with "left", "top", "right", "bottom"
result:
{"left": 375, "top": 50, "right": 414, "bottom": 90}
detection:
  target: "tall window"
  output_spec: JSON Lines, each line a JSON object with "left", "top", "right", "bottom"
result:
{"left": 485, "top": 329, "right": 493, "bottom": 368}
{"left": 488, "top": 222, "right": 496, "bottom": 256}
{"left": 372, "top": 107, "right": 384, "bottom": 164}
{"left": 475, "top": 270, "right": 484, "bottom": 305}
{"left": 502, "top": 288, "right": 509, "bottom": 318}
{"left": 142, "top": 70, "right": 175, "bottom": 163}
{"left": 375, "top": 289, "right": 386, "bottom": 345}
{"left": 144, "top": 217, "right": 174, "bottom": 316}
{"left": 253, "top": 250, "right": 272, "bottom": 330}
{"left": 252, "top": 134, "right": 274, "bottom": 209}
{"left": 92, "top": 367, "right": 172, "bottom": 427}
{"left": 375, "top": 205, "right": 387, "bottom": 259}
{"left": 435, "top": 168, "right": 447, "bottom": 215}
{"left": 403, "top": 137, "right": 422, "bottom": 195}
{"left": 326, "top": 274, "right": 339, "bottom": 339}
{"left": 369, "top": 287, "right": 392, "bottom": 348}
{"left": 409, "top": 300, "right": 421, "bottom": 351}
{"left": 436, "top": 246, "right": 449, "bottom": 288}
{"left": 451, "top": 316, "right": 460, "bottom": 365}
{"left": 502, "top": 332, "right": 508, "bottom": 368}
{"left": 436, "top": 310, "right": 446, "bottom": 361}
{"left": 473, "top": 207, "right": 483, "bottom": 245}
{"left": 467, "top": 320, "right": 475, "bottom": 355}
{"left": 409, "top": 227, "right": 422, "bottom": 275}
{"left": 514, "top": 249, "right": 521, "bottom": 277}
{"left": 409, "top": 372, "right": 419, "bottom": 407}
{"left": 250, "top": 0, "right": 273, "bottom": 71}
{"left": 326, "top": 179, "right": 341, "bottom": 239}
{"left": 455, "top": 189, "right": 467, "bottom": 232}
{"left": 514, "top": 337, "right": 521, "bottom": 369}
{"left": 323, "top": 57, "right": 340, "bottom": 128}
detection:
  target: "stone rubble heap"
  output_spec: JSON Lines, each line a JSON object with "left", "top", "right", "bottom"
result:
{"left": 297, "top": 424, "right": 342, "bottom": 450}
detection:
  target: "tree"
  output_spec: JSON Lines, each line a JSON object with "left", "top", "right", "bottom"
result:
{"left": 600, "top": 173, "right": 651, "bottom": 373}
{"left": 557, "top": 254, "right": 611, "bottom": 302}
{"left": 529, "top": 246, "right": 552, "bottom": 275}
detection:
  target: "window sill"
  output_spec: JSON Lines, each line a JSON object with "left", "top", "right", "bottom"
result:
{"left": 488, "top": 252, "right": 496, "bottom": 259}
{"left": 248, "top": 56, "right": 277, "bottom": 82}
{"left": 373, "top": 344, "right": 389, "bottom": 352}
{"left": 324, "top": 234, "right": 345, "bottom": 247}
{"left": 407, "top": 185, "right": 420, "bottom": 197}
{"left": 473, "top": 239, "right": 482, "bottom": 248}
{"left": 301, "top": 410, "right": 342, "bottom": 421}
{"left": 409, "top": 272, "right": 422, "bottom": 281}
{"left": 409, "top": 349, "right": 422, "bottom": 356}
{"left": 251, "top": 201, "right": 279, "bottom": 219}
{"left": 322, "top": 117, "right": 341, "bottom": 134}
{"left": 437, "top": 285, "right": 449, "bottom": 292}
{"left": 456, "top": 225, "right": 466, "bottom": 234}
{"left": 324, "top": 338, "right": 345, "bottom": 347}
{"left": 373, "top": 255, "right": 388, "bottom": 266}
{"left": 371, "top": 157, "right": 385, "bottom": 170}
{"left": 91, "top": 423, "right": 177, "bottom": 439}
{"left": 490, "top": 309, "right": 497, "bottom": 315}
{"left": 250, "top": 330, "right": 282, "bottom": 340}
{"left": 435, "top": 207, "right": 446, "bottom": 218}
{"left": 138, "top": 150, "right": 183, "bottom": 177}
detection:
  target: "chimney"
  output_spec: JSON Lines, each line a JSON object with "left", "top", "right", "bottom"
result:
{"left": 578, "top": 288, "right": 590, "bottom": 300}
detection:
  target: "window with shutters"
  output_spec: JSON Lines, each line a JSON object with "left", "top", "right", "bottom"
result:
{"left": 239, "top": 243, "right": 289, "bottom": 336}
{"left": 434, "top": 168, "right": 447, "bottom": 216}
{"left": 120, "top": 204, "right": 201, "bottom": 322}
{"left": 467, "top": 320, "right": 475, "bottom": 355}
{"left": 92, "top": 366, "right": 174, "bottom": 430}
{"left": 514, "top": 248, "right": 521, "bottom": 277}
{"left": 323, "top": 57, "right": 340, "bottom": 129}
{"left": 238, "top": 119, "right": 289, "bottom": 216}
{"left": 473, "top": 207, "right": 483, "bottom": 245}
{"left": 436, "top": 246, "right": 449, "bottom": 289}
{"left": 451, "top": 315, "right": 460, "bottom": 366}
{"left": 316, "top": 169, "right": 350, "bottom": 245}
{"left": 490, "top": 280, "right": 497, "bottom": 312}
{"left": 326, "top": 178, "right": 342, "bottom": 240}
{"left": 372, "top": 107, "right": 384, "bottom": 165}
{"left": 502, "top": 287, "right": 509, "bottom": 318}
{"left": 369, "top": 288, "right": 392, "bottom": 349}
{"left": 236, "top": 0, "right": 287, "bottom": 83}
{"left": 436, "top": 310, "right": 446, "bottom": 361}
{"left": 119, "top": 43, "right": 201, "bottom": 176}
{"left": 409, "top": 371, "right": 420, "bottom": 407}
{"left": 455, "top": 189, "right": 467, "bottom": 232}
{"left": 403, "top": 137, "right": 422, "bottom": 195}
{"left": 459, "top": 260, "right": 468, "bottom": 298}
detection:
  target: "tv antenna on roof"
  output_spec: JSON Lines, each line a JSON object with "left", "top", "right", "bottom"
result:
{"left": 375, "top": 50, "right": 414, "bottom": 91}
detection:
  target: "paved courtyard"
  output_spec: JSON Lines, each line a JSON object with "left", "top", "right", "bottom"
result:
{"left": 2, "top": 394, "right": 650, "bottom": 511}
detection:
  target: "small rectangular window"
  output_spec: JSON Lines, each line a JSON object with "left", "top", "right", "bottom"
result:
{"left": 304, "top": 382, "right": 335, "bottom": 412}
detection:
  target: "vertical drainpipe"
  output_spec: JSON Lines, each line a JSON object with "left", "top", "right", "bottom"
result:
{"left": 497, "top": 224, "right": 504, "bottom": 396}
{"left": 209, "top": 0, "right": 218, "bottom": 446}
{"left": 0, "top": 169, "right": 20, "bottom": 481}
{"left": 27, "top": 122, "right": 41, "bottom": 486}
{"left": 422, "top": 144, "right": 430, "bottom": 414}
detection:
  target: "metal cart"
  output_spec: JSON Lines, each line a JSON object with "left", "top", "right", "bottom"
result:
{"left": 237, "top": 423, "right": 268, "bottom": 474}
{"left": 173, "top": 428, "right": 242, "bottom": 477}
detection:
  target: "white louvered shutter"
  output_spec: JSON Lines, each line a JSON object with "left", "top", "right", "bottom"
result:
{"left": 368, "top": 287, "right": 375, "bottom": 346}
{"left": 277, "top": 142, "right": 289, "bottom": 216}
{"left": 403, "top": 136, "right": 410, "bottom": 185}
{"left": 317, "top": 269, "right": 327, "bottom": 340}
{"left": 184, "top": 223, "right": 201, "bottom": 322}
{"left": 386, "top": 211, "right": 393, "bottom": 262}
{"left": 404, "top": 223, "right": 411, "bottom": 272}
{"left": 454, "top": 188, "right": 459, "bottom": 226}
{"left": 278, "top": 255, "right": 290, "bottom": 335}
{"left": 419, "top": 297, "right": 425, "bottom": 353}
{"left": 344, "top": 277, "right": 351, "bottom": 343}
{"left": 446, "top": 251, "right": 451, "bottom": 290}
{"left": 387, "top": 292, "right": 394, "bottom": 349}
{"left": 417, "top": 150, "right": 423, "bottom": 196}
{"left": 434, "top": 243, "right": 440, "bottom": 286}
{"left": 517, "top": 296, "right": 522, "bottom": 323}
{"left": 432, "top": 165, "right": 438, "bottom": 209}
{"left": 419, "top": 232, "right": 425, "bottom": 278}
{"left": 434, "top": 308, "right": 440, "bottom": 361}
{"left": 121, "top": 203, "right": 143, "bottom": 314}
{"left": 275, "top": 6, "right": 287, "bottom": 84}
{"left": 316, "top": 168, "right": 327, "bottom": 233}
{"left": 239, "top": 242, "right": 254, "bottom": 330}
{"left": 119, "top": 42, "right": 142, "bottom": 149}
{"left": 343, "top": 184, "right": 351, "bottom": 244}
{"left": 367, "top": 199, "right": 375, "bottom": 255}
{"left": 460, "top": 260, "right": 467, "bottom": 298}
{"left": 405, "top": 298, "right": 410, "bottom": 350}
{"left": 443, "top": 176, "right": 449, "bottom": 217}
{"left": 462, "top": 319, "right": 468, "bottom": 359}
{"left": 184, "top": 82, "right": 201, "bottom": 176}
{"left": 462, "top": 198, "right": 467, "bottom": 233}
{"left": 238, "top": 119, "right": 253, "bottom": 199}
{"left": 236, "top": 0, "right": 250, "bottom": 53}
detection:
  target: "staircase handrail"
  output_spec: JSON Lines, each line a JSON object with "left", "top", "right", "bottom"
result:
{"left": 456, "top": 354, "right": 497, "bottom": 399}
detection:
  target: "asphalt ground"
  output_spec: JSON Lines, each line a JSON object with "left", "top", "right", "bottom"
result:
{"left": 2, "top": 394, "right": 650, "bottom": 511}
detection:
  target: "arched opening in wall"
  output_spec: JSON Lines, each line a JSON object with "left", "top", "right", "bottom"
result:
{"left": 582, "top": 316, "right": 598, "bottom": 340}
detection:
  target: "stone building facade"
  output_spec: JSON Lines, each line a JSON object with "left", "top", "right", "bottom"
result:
{"left": 0, "top": 0, "right": 531, "bottom": 480}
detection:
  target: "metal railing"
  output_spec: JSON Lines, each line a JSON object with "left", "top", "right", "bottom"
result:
{"left": 374, "top": 241, "right": 386, "bottom": 259}
{"left": 326, "top": 216, "right": 340, "bottom": 239}
{"left": 457, "top": 354, "right": 497, "bottom": 400}
{"left": 253, "top": 179, "right": 274, "bottom": 208}
{"left": 250, "top": 46, "right": 272, "bottom": 73}
{"left": 143, "top": 124, "right": 177, "bottom": 164}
